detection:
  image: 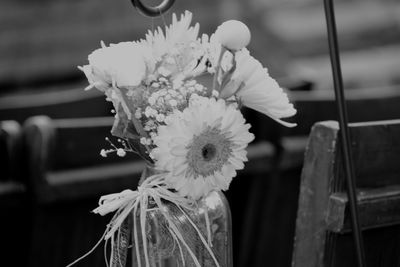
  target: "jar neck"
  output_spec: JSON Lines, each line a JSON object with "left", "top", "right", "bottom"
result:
{"left": 139, "top": 164, "right": 159, "bottom": 185}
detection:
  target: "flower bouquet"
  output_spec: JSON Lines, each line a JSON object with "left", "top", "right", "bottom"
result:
{"left": 73, "top": 11, "right": 296, "bottom": 267}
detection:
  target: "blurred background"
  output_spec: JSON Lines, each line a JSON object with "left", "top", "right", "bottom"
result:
{"left": 1, "top": 0, "right": 400, "bottom": 266}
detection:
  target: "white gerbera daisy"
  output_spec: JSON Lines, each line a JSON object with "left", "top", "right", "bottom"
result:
{"left": 220, "top": 49, "right": 297, "bottom": 127}
{"left": 151, "top": 96, "right": 254, "bottom": 200}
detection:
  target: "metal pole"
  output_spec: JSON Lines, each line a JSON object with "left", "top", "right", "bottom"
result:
{"left": 323, "top": 0, "right": 367, "bottom": 266}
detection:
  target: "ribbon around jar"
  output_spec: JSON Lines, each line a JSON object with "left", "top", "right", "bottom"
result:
{"left": 67, "top": 174, "right": 220, "bottom": 267}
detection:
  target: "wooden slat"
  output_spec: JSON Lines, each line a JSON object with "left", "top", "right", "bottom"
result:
{"left": 0, "top": 120, "right": 28, "bottom": 267}
{"left": 0, "top": 119, "right": 26, "bottom": 206}
{"left": 327, "top": 186, "right": 400, "bottom": 233}
{"left": 0, "top": 120, "right": 21, "bottom": 181}
{"left": 339, "top": 119, "right": 400, "bottom": 188}
{"left": 0, "top": 86, "right": 112, "bottom": 122}
{"left": 0, "top": 181, "right": 26, "bottom": 207}
{"left": 45, "top": 161, "right": 146, "bottom": 202}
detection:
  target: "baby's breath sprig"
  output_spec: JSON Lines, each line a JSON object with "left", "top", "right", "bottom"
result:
{"left": 100, "top": 137, "right": 155, "bottom": 163}
{"left": 100, "top": 137, "right": 130, "bottom": 158}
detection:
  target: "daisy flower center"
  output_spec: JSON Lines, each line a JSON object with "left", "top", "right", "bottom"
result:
{"left": 186, "top": 126, "right": 232, "bottom": 178}
{"left": 202, "top": 143, "right": 217, "bottom": 161}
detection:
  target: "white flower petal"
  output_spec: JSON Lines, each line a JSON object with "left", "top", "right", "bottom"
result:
{"left": 218, "top": 49, "right": 297, "bottom": 127}
{"left": 228, "top": 156, "right": 245, "bottom": 170}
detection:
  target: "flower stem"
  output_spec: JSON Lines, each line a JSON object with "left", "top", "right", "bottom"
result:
{"left": 118, "top": 87, "right": 152, "bottom": 153}
{"left": 212, "top": 46, "right": 227, "bottom": 93}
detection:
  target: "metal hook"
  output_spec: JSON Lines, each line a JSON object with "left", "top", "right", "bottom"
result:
{"left": 131, "top": 0, "right": 175, "bottom": 17}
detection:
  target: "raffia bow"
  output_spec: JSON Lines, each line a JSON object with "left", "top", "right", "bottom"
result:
{"left": 67, "top": 174, "right": 220, "bottom": 267}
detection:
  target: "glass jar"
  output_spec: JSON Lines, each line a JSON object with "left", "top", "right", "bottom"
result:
{"left": 111, "top": 168, "right": 233, "bottom": 267}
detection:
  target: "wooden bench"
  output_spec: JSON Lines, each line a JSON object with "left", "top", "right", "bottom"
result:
{"left": 292, "top": 119, "right": 400, "bottom": 267}
{"left": 236, "top": 86, "right": 400, "bottom": 267}
{"left": 15, "top": 83, "right": 400, "bottom": 266}
{"left": 23, "top": 115, "right": 147, "bottom": 203}
{"left": 22, "top": 116, "right": 146, "bottom": 266}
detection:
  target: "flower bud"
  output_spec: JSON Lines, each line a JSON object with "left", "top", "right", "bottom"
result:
{"left": 215, "top": 20, "right": 251, "bottom": 51}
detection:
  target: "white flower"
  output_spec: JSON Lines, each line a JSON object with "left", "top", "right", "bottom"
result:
{"left": 116, "top": 148, "right": 126, "bottom": 157}
{"left": 134, "top": 108, "right": 142, "bottom": 119}
{"left": 151, "top": 82, "right": 160, "bottom": 88}
{"left": 215, "top": 20, "right": 251, "bottom": 51}
{"left": 140, "top": 137, "right": 148, "bottom": 145}
{"left": 152, "top": 96, "right": 254, "bottom": 200}
{"left": 156, "top": 113, "right": 165, "bottom": 122}
{"left": 80, "top": 42, "right": 155, "bottom": 90}
{"left": 100, "top": 149, "right": 107, "bottom": 157}
{"left": 169, "top": 99, "right": 178, "bottom": 107}
{"left": 220, "top": 49, "right": 297, "bottom": 127}
{"left": 141, "top": 11, "right": 199, "bottom": 60}
{"left": 145, "top": 107, "right": 157, "bottom": 118}
{"left": 140, "top": 11, "right": 206, "bottom": 80}
{"left": 158, "top": 66, "right": 172, "bottom": 77}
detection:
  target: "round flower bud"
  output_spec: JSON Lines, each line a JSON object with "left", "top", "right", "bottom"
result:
{"left": 215, "top": 20, "right": 251, "bottom": 51}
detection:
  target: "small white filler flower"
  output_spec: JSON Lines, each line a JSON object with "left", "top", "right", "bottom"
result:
{"left": 151, "top": 96, "right": 254, "bottom": 199}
